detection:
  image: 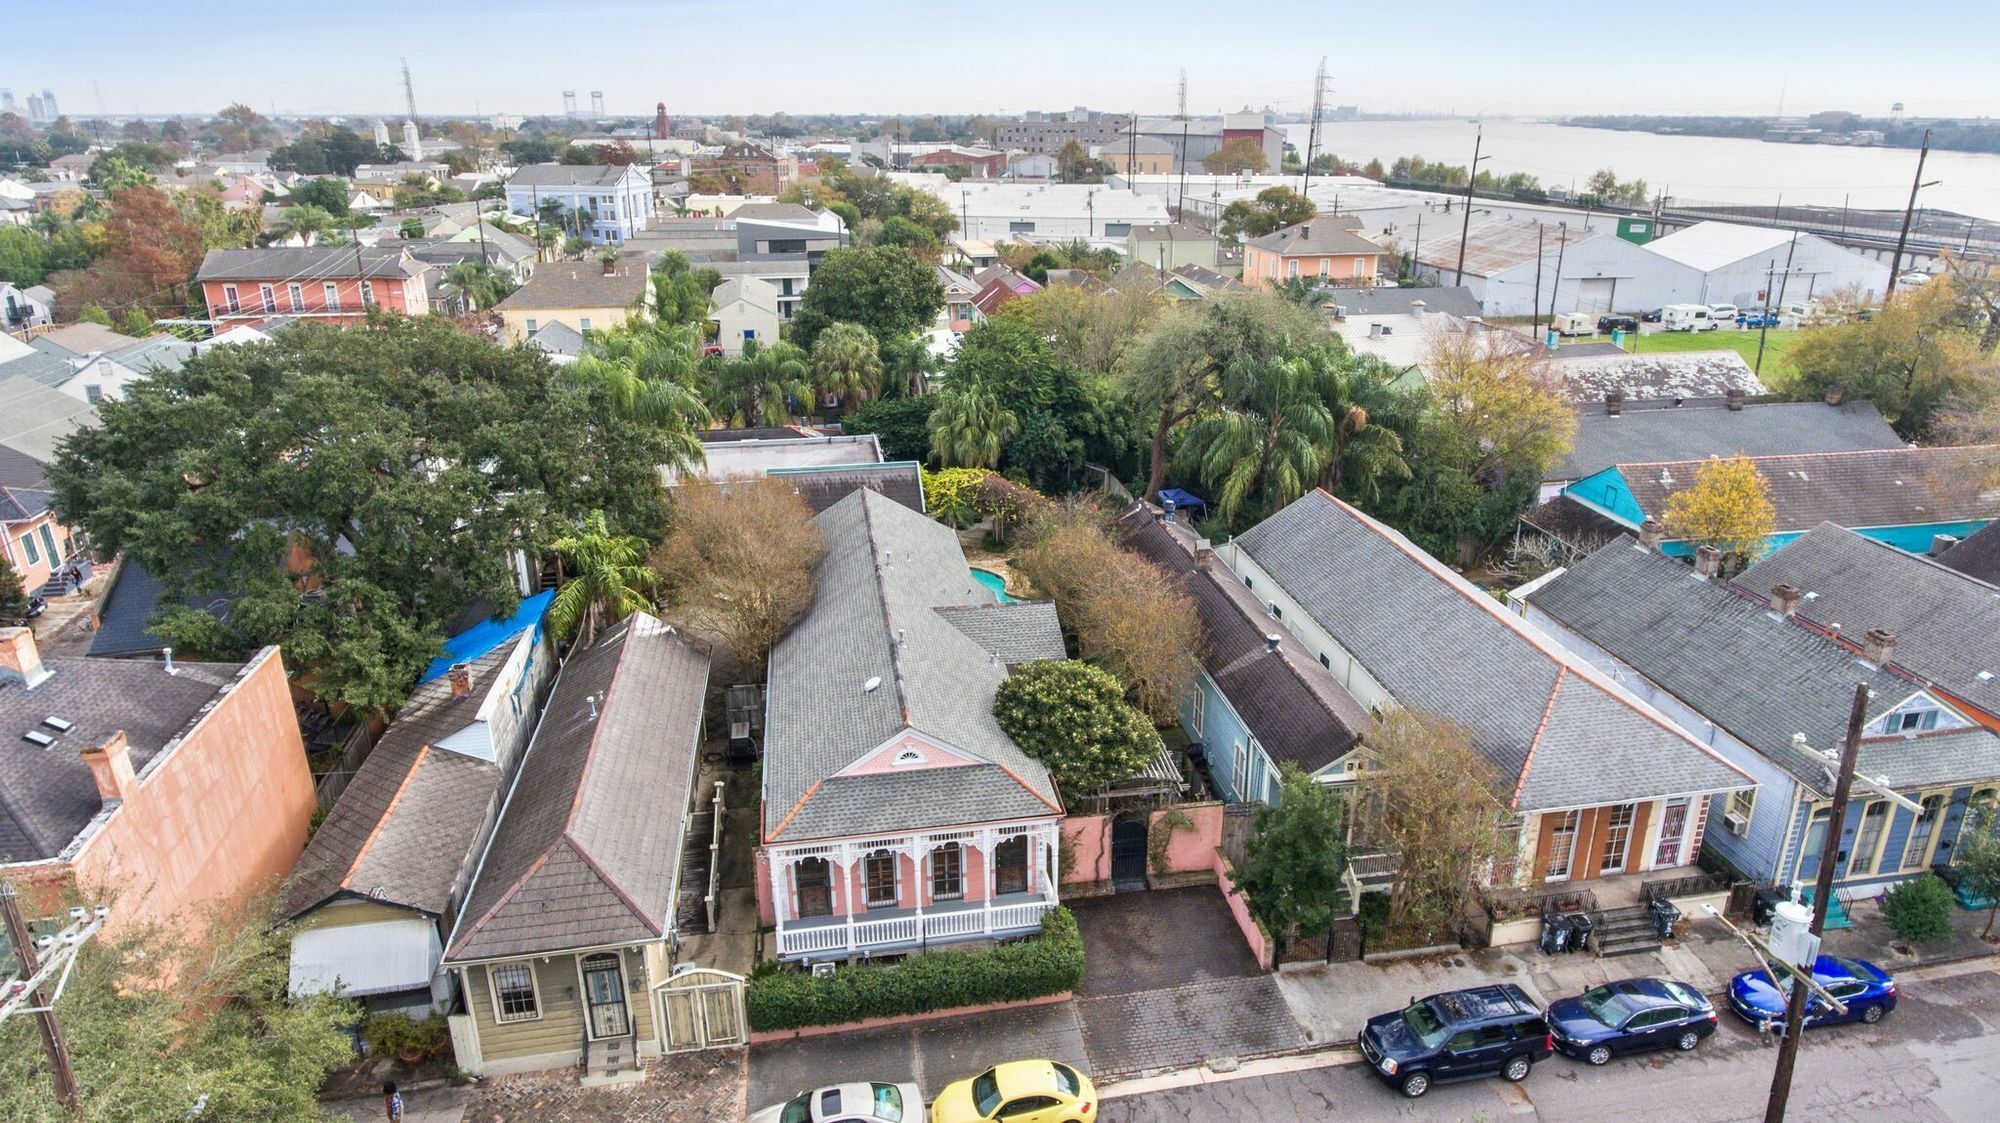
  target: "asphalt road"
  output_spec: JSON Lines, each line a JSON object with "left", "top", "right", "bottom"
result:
{"left": 1099, "top": 961, "right": 2000, "bottom": 1122}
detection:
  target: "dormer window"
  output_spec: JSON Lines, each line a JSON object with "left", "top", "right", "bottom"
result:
{"left": 1887, "top": 709, "right": 1940, "bottom": 734}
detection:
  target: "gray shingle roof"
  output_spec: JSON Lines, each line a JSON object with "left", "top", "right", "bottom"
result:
{"left": 493, "top": 261, "right": 649, "bottom": 313}
{"left": 506, "top": 163, "right": 641, "bottom": 188}
{"left": 1118, "top": 505, "right": 1368, "bottom": 772}
{"left": 932, "top": 601, "right": 1064, "bottom": 666}
{"left": 1244, "top": 216, "right": 1382, "bottom": 257}
{"left": 1525, "top": 539, "right": 2000, "bottom": 794}
{"left": 1610, "top": 445, "right": 2000, "bottom": 532}
{"left": 762, "top": 490, "right": 1065, "bottom": 842}
{"left": 196, "top": 246, "right": 426, "bottom": 282}
{"left": 0, "top": 375, "right": 96, "bottom": 464}
{"left": 525, "top": 321, "right": 585, "bottom": 360}
{"left": 1741, "top": 523, "right": 2000, "bottom": 720}
{"left": 1322, "top": 286, "right": 1482, "bottom": 318}
{"left": 1938, "top": 520, "right": 2000, "bottom": 584}
{"left": 768, "top": 462, "right": 924, "bottom": 515}
{"left": 445, "top": 613, "right": 710, "bottom": 962}
{"left": 0, "top": 349, "right": 78, "bottom": 389}
{"left": 1555, "top": 401, "right": 1903, "bottom": 482}
{"left": 1233, "top": 492, "right": 1750, "bottom": 810}
{"left": 0, "top": 444, "right": 52, "bottom": 523}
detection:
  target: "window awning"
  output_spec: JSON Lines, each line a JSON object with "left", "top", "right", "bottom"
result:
{"left": 289, "top": 916, "right": 440, "bottom": 999}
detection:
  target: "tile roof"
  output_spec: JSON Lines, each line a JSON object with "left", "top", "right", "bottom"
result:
{"left": 1233, "top": 491, "right": 1751, "bottom": 810}
{"left": 762, "top": 490, "right": 1065, "bottom": 842}
{"left": 1244, "top": 216, "right": 1382, "bottom": 257}
{"left": 768, "top": 462, "right": 925, "bottom": 515}
{"left": 196, "top": 246, "right": 426, "bottom": 282}
{"left": 1555, "top": 400, "right": 1903, "bottom": 482}
{"left": 1609, "top": 445, "right": 2000, "bottom": 532}
{"left": 494, "top": 261, "right": 650, "bottom": 312}
{"left": 445, "top": 613, "right": 710, "bottom": 962}
{"left": 1117, "top": 505, "right": 1368, "bottom": 772}
{"left": 1741, "top": 523, "right": 2000, "bottom": 719}
{"left": 1524, "top": 539, "right": 2000, "bottom": 794}
{"left": 1937, "top": 520, "right": 2000, "bottom": 584}
{"left": 0, "top": 652, "right": 251, "bottom": 862}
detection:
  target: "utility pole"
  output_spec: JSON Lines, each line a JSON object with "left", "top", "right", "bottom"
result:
{"left": 1886, "top": 128, "right": 1933, "bottom": 299}
{"left": 1177, "top": 120, "right": 1190, "bottom": 220}
{"left": 1409, "top": 211, "right": 1422, "bottom": 287}
{"left": 2, "top": 882, "right": 81, "bottom": 1114}
{"left": 1546, "top": 222, "right": 1569, "bottom": 330}
{"left": 1762, "top": 684, "right": 1869, "bottom": 1123}
{"left": 1453, "top": 126, "right": 1485, "bottom": 285}
{"left": 1531, "top": 223, "right": 1546, "bottom": 338}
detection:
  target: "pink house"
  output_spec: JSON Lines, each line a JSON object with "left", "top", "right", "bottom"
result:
{"left": 195, "top": 246, "right": 431, "bottom": 330}
{"left": 757, "top": 489, "right": 1067, "bottom": 960}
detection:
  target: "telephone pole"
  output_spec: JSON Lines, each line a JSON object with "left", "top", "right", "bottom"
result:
{"left": 1762, "top": 684, "right": 1869, "bottom": 1123}
{"left": 1453, "top": 126, "right": 1485, "bottom": 285}
{"left": 1885, "top": 129, "right": 1934, "bottom": 299}
{"left": 2, "top": 882, "right": 82, "bottom": 1114}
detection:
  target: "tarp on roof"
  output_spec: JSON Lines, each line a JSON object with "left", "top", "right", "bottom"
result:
{"left": 419, "top": 589, "right": 553, "bottom": 684}
{"left": 1158, "top": 488, "right": 1207, "bottom": 510}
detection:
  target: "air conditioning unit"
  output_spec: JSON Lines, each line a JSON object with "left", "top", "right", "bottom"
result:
{"left": 810, "top": 962, "right": 837, "bottom": 979}
{"left": 1723, "top": 810, "right": 1749, "bottom": 837}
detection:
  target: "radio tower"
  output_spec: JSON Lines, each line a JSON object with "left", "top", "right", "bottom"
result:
{"left": 1302, "top": 56, "right": 1329, "bottom": 198}
{"left": 401, "top": 57, "right": 419, "bottom": 121}
{"left": 1177, "top": 69, "right": 1188, "bottom": 120}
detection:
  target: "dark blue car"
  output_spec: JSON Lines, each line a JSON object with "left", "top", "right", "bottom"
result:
{"left": 1547, "top": 977, "right": 1717, "bottom": 1065}
{"left": 1728, "top": 955, "right": 1897, "bottom": 1033}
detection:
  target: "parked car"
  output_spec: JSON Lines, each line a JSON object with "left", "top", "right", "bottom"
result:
{"left": 1358, "top": 984, "right": 1552, "bottom": 1098}
{"left": 750, "top": 1082, "right": 924, "bottom": 1123}
{"left": 1737, "top": 309, "right": 1780, "bottom": 328}
{"left": 1898, "top": 271, "right": 1933, "bottom": 287}
{"left": 930, "top": 1060, "right": 1096, "bottom": 1123}
{"left": 1547, "top": 977, "right": 1717, "bottom": 1065}
{"left": 1727, "top": 955, "right": 1897, "bottom": 1034}
{"left": 1661, "top": 304, "right": 1718, "bottom": 332}
{"left": 1707, "top": 303, "right": 1741, "bottom": 325}
{"left": 1597, "top": 314, "right": 1639, "bottom": 334}
{"left": 1640, "top": 308, "right": 1664, "bottom": 323}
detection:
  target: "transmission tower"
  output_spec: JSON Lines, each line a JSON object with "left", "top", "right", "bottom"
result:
{"left": 1303, "top": 56, "right": 1329, "bottom": 198}
{"left": 400, "top": 57, "right": 419, "bottom": 121}
{"left": 1177, "top": 69, "right": 1188, "bottom": 121}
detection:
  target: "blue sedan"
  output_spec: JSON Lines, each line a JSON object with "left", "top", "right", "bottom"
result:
{"left": 1547, "top": 977, "right": 1717, "bottom": 1065}
{"left": 1728, "top": 955, "right": 1897, "bottom": 1033}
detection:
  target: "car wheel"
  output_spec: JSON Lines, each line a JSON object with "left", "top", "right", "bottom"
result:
{"left": 1677, "top": 1030, "right": 1700, "bottom": 1051}
{"left": 1586, "top": 1044, "right": 1612, "bottom": 1066}
{"left": 1401, "top": 1072, "right": 1431, "bottom": 1098}
{"left": 1502, "top": 1055, "right": 1532, "bottom": 1082}
{"left": 1862, "top": 1004, "right": 1885, "bottom": 1024}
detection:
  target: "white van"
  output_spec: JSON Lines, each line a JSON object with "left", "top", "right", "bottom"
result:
{"left": 1661, "top": 304, "right": 1717, "bottom": 332}
{"left": 1707, "top": 303, "right": 1740, "bottom": 325}
{"left": 1551, "top": 312, "right": 1596, "bottom": 337}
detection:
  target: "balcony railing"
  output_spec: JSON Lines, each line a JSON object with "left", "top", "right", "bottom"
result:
{"left": 776, "top": 893, "right": 1056, "bottom": 958}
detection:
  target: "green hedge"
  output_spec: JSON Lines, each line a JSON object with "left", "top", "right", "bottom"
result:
{"left": 747, "top": 907, "right": 1084, "bottom": 1032}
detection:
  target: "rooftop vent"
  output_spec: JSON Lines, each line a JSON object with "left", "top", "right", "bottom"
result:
{"left": 863, "top": 676, "right": 883, "bottom": 693}
{"left": 22, "top": 729, "right": 55, "bottom": 748}
{"left": 1264, "top": 634, "right": 1281, "bottom": 654}
{"left": 42, "top": 717, "right": 73, "bottom": 733}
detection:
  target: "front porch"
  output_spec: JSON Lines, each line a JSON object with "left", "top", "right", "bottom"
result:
{"left": 776, "top": 890, "right": 1059, "bottom": 959}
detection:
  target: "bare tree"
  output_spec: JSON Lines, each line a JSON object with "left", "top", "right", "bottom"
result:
{"left": 1357, "top": 708, "right": 1514, "bottom": 942}
{"left": 652, "top": 477, "right": 825, "bottom": 675}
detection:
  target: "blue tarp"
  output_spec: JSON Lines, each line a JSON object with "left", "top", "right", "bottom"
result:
{"left": 419, "top": 589, "right": 555, "bottom": 684}
{"left": 1158, "top": 488, "right": 1207, "bottom": 510}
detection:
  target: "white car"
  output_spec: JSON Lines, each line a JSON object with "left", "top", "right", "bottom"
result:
{"left": 1707, "top": 303, "right": 1740, "bottom": 325}
{"left": 1898, "top": 272, "right": 1933, "bottom": 287}
{"left": 749, "top": 1082, "right": 924, "bottom": 1123}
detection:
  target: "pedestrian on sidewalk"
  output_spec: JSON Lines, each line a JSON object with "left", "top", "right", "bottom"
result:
{"left": 383, "top": 1081, "right": 405, "bottom": 1123}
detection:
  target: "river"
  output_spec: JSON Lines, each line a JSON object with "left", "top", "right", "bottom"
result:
{"left": 1279, "top": 120, "right": 2000, "bottom": 222}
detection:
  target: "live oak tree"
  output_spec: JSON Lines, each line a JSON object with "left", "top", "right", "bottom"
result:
{"left": 1233, "top": 764, "right": 1350, "bottom": 957}
{"left": 1661, "top": 454, "right": 1777, "bottom": 572}
{"left": 48, "top": 317, "right": 693, "bottom": 716}
{"left": 652, "top": 476, "right": 825, "bottom": 675}
{"left": 1202, "top": 136, "right": 1270, "bottom": 175}
{"left": 1218, "top": 186, "right": 1316, "bottom": 240}
{"left": 993, "top": 660, "right": 1158, "bottom": 797}
{"left": 785, "top": 244, "right": 944, "bottom": 352}
{"left": 1792, "top": 276, "right": 1993, "bottom": 438}
{"left": 1357, "top": 708, "right": 1514, "bottom": 941}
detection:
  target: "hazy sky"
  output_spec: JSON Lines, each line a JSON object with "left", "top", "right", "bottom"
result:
{"left": 14, "top": 0, "right": 2000, "bottom": 120}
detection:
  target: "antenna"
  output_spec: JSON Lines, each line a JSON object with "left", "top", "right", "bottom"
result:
{"left": 1177, "top": 69, "right": 1188, "bottom": 121}
{"left": 401, "top": 57, "right": 419, "bottom": 122}
{"left": 1303, "top": 56, "right": 1328, "bottom": 199}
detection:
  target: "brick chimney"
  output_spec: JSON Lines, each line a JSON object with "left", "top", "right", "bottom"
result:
{"left": 602, "top": 256, "right": 618, "bottom": 276}
{"left": 1193, "top": 541, "right": 1214, "bottom": 571}
{"left": 0, "top": 626, "right": 50, "bottom": 688}
{"left": 1824, "top": 387, "right": 1844, "bottom": 406}
{"left": 1862, "top": 628, "right": 1897, "bottom": 667}
{"left": 1693, "top": 544, "right": 1722, "bottom": 579}
{"left": 1727, "top": 388, "right": 1746, "bottom": 411}
{"left": 1638, "top": 519, "right": 1664, "bottom": 552}
{"left": 1769, "top": 583, "right": 1802, "bottom": 617}
{"left": 447, "top": 662, "right": 473, "bottom": 697}
{"left": 1605, "top": 391, "right": 1623, "bottom": 416}
{"left": 81, "top": 731, "right": 136, "bottom": 804}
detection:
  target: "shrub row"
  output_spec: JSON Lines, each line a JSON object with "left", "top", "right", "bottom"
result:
{"left": 746, "top": 907, "right": 1084, "bottom": 1032}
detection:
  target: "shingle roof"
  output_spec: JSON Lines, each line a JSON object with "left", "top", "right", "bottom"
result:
{"left": 767, "top": 463, "right": 925, "bottom": 514}
{"left": 86, "top": 559, "right": 233, "bottom": 659}
{"left": 26, "top": 323, "right": 144, "bottom": 356}
{"left": 1233, "top": 491, "right": 1751, "bottom": 810}
{"left": 494, "top": 261, "right": 650, "bottom": 312}
{"left": 0, "top": 652, "right": 251, "bottom": 862}
{"left": 932, "top": 601, "right": 1065, "bottom": 666}
{"left": 1525, "top": 539, "right": 2000, "bottom": 794}
{"left": 1741, "top": 523, "right": 2000, "bottom": 720}
{"left": 0, "top": 375, "right": 96, "bottom": 463}
{"left": 445, "top": 613, "right": 710, "bottom": 962}
{"left": 1552, "top": 350, "right": 1767, "bottom": 403}
{"left": 762, "top": 490, "right": 1065, "bottom": 842}
{"left": 505, "top": 163, "right": 640, "bottom": 188}
{"left": 711, "top": 276, "right": 781, "bottom": 316}
{"left": 1118, "top": 505, "right": 1368, "bottom": 772}
{"left": 1609, "top": 445, "right": 2000, "bottom": 532}
{"left": 1323, "top": 286, "right": 1482, "bottom": 318}
{"left": 1244, "top": 216, "right": 1382, "bottom": 257}
{"left": 196, "top": 246, "right": 426, "bottom": 282}
{"left": 0, "top": 349, "right": 78, "bottom": 389}
{"left": 1937, "top": 520, "right": 2000, "bottom": 584}
{"left": 525, "top": 321, "right": 585, "bottom": 360}
{"left": 279, "top": 643, "right": 522, "bottom": 921}
{"left": 1554, "top": 400, "right": 1903, "bottom": 482}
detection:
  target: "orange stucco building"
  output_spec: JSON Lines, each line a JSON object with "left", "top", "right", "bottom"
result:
{"left": 0, "top": 628, "right": 313, "bottom": 936}
{"left": 1241, "top": 215, "right": 1386, "bottom": 287}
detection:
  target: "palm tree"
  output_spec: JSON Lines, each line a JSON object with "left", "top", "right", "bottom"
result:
{"left": 566, "top": 321, "right": 710, "bottom": 473}
{"left": 547, "top": 510, "right": 659, "bottom": 644}
{"left": 927, "top": 375, "right": 1019, "bottom": 468}
{"left": 1318, "top": 353, "right": 1410, "bottom": 503}
{"left": 442, "top": 261, "right": 515, "bottom": 313}
{"left": 1174, "top": 352, "right": 1337, "bottom": 526}
{"left": 274, "top": 204, "right": 333, "bottom": 246}
{"left": 809, "top": 322, "right": 883, "bottom": 414}
{"left": 709, "top": 340, "right": 811, "bottom": 428}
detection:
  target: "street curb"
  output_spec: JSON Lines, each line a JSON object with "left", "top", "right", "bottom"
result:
{"left": 1097, "top": 1046, "right": 1362, "bottom": 1100}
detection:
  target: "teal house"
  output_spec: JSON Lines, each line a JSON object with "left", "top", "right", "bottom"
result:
{"left": 1561, "top": 445, "right": 2000, "bottom": 559}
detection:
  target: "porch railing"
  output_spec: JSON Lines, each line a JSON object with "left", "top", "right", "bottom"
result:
{"left": 776, "top": 898, "right": 1057, "bottom": 958}
{"left": 1640, "top": 870, "right": 1733, "bottom": 904}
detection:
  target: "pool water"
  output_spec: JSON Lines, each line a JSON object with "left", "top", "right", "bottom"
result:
{"left": 971, "top": 567, "right": 1015, "bottom": 602}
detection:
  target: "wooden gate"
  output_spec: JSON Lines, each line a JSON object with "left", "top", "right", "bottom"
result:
{"left": 659, "top": 967, "right": 746, "bottom": 1053}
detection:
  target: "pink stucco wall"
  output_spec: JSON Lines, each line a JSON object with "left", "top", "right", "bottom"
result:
{"left": 1060, "top": 801, "right": 1225, "bottom": 887}
{"left": 1213, "top": 848, "right": 1273, "bottom": 970}
{"left": 759, "top": 834, "right": 1026, "bottom": 927}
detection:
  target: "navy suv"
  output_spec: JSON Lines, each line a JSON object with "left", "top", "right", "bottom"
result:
{"left": 1358, "top": 984, "right": 1553, "bottom": 1098}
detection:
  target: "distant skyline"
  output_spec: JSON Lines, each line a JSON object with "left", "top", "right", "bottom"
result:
{"left": 13, "top": 0, "right": 2000, "bottom": 121}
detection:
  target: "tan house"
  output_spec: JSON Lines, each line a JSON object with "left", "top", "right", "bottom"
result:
{"left": 494, "top": 258, "right": 653, "bottom": 344}
{"left": 1099, "top": 136, "right": 1176, "bottom": 176}
{"left": 709, "top": 276, "right": 783, "bottom": 357}
{"left": 1242, "top": 215, "right": 1384, "bottom": 287}
{"left": 442, "top": 612, "right": 715, "bottom": 1079}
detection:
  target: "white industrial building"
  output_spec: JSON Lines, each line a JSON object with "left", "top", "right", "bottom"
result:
{"left": 894, "top": 175, "right": 1169, "bottom": 245}
{"left": 1402, "top": 214, "right": 1698, "bottom": 318}
{"left": 1642, "top": 221, "right": 1892, "bottom": 308}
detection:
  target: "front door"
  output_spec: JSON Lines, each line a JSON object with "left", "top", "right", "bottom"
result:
{"left": 995, "top": 835, "right": 1029, "bottom": 896}
{"left": 1110, "top": 817, "right": 1148, "bottom": 891}
{"left": 581, "top": 954, "right": 631, "bottom": 1039}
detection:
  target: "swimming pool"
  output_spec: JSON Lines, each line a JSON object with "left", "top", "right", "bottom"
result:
{"left": 971, "top": 567, "right": 1015, "bottom": 603}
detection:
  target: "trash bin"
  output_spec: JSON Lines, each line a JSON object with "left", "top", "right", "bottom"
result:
{"left": 1752, "top": 887, "right": 1785, "bottom": 927}
{"left": 1650, "top": 897, "right": 1681, "bottom": 941}
{"left": 1567, "top": 912, "right": 1594, "bottom": 954}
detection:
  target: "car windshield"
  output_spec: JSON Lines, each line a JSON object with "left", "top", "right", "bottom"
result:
{"left": 778, "top": 1094, "right": 811, "bottom": 1123}
{"left": 1051, "top": 1064, "right": 1080, "bottom": 1096}
{"left": 1579, "top": 986, "right": 1633, "bottom": 1026}
{"left": 972, "top": 1071, "right": 1003, "bottom": 1116}
{"left": 1402, "top": 1001, "right": 1451, "bottom": 1049}
{"left": 870, "top": 1084, "right": 904, "bottom": 1123}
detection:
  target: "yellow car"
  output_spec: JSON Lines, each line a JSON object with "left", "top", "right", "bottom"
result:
{"left": 929, "top": 1059, "right": 1097, "bottom": 1123}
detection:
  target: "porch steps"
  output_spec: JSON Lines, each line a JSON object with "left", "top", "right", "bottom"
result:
{"left": 1593, "top": 905, "right": 1663, "bottom": 958}
{"left": 580, "top": 1035, "right": 645, "bottom": 1088}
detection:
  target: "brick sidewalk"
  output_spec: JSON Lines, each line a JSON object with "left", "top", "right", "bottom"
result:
{"left": 1079, "top": 975, "right": 1303, "bottom": 1075}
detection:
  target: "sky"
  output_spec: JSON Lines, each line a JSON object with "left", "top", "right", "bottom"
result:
{"left": 12, "top": 0, "right": 2000, "bottom": 121}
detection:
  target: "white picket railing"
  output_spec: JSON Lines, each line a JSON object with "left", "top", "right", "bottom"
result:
{"left": 777, "top": 897, "right": 1058, "bottom": 957}
{"left": 924, "top": 909, "right": 986, "bottom": 939}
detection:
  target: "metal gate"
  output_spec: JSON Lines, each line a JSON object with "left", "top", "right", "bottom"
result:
{"left": 1111, "top": 817, "right": 1148, "bottom": 892}
{"left": 660, "top": 967, "right": 746, "bottom": 1052}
